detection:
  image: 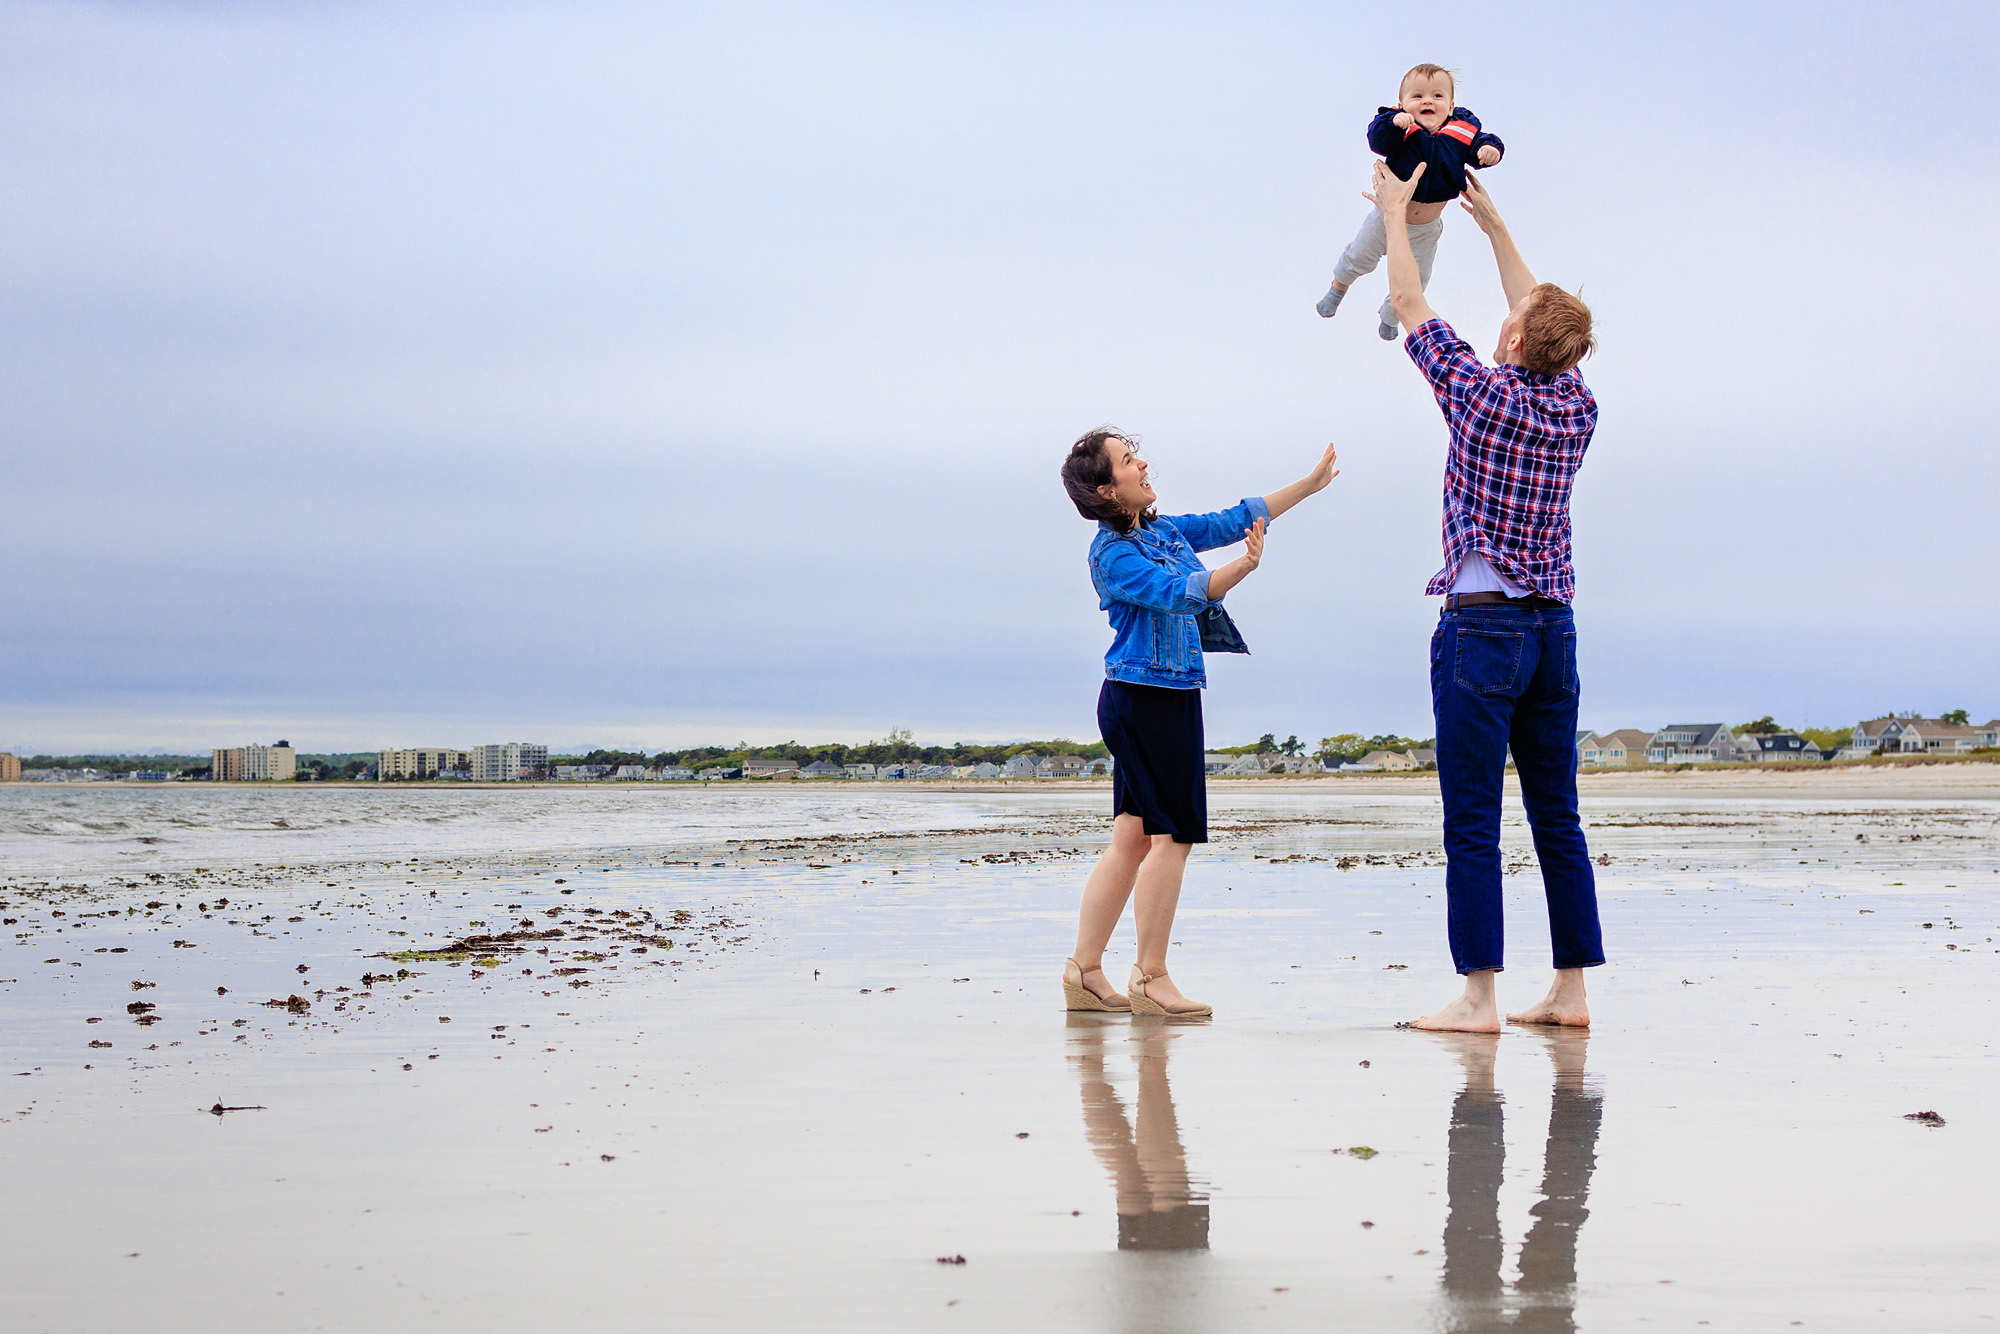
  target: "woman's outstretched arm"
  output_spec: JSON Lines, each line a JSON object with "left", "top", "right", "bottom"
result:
{"left": 1262, "top": 442, "right": 1340, "bottom": 519}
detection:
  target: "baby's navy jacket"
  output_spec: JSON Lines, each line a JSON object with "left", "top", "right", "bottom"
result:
{"left": 1366, "top": 106, "right": 1504, "bottom": 203}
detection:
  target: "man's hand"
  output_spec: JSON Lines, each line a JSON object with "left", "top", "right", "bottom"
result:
{"left": 1476, "top": 145, "right": 1501, "bottom": 167}
{"left": 1363, "top": 160, "right": 1424, "bottom": 219}
{"left": 1456, "top": 169, "right": 1505, "bottom": 235}
{"left": 1459, "top": 169, "right": 1537, "bottom": 307}
{"left": 1392, "top": 111, "right": 1415, "bottom": 131}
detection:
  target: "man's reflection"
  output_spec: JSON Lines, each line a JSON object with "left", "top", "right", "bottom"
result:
{"left": 1067, "top": 1013, "right": 1209, "bottom": 1251}
{"left": 1437, "top": 1030, "right": 1601, "bottom": 1333}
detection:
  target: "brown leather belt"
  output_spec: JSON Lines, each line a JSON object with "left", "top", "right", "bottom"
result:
{"left": 1444, "top": 592, "right": 1569, "bottom": 610}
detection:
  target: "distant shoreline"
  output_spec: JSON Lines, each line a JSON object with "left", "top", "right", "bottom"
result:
{"left": 15, "top": 756, "right": 1997, "bottom": 801}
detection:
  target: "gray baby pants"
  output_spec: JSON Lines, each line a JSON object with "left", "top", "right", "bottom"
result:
{"left": 1333, "top": 210, "right": 1445, "bottom": 305}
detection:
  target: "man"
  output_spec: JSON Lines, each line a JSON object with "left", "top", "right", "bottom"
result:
{"left": 1367, "top": 160, "right": 1603, "bottom": 1033}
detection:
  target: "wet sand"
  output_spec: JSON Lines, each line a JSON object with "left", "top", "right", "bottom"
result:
{"left": 2, "top": 777, "right": 1996, "bottom": 1331}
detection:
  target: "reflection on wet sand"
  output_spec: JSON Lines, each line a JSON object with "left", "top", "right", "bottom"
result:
{"left": 1436, "top": 1031, "right": 1602, "bottom": 1333}
{"left": 1068, "top": 1013, "right": 1210, "bottom": 1252}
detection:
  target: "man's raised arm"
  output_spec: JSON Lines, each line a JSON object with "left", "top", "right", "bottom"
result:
{"left": 1457, "top": 171, "right": 1536, "bottom": 310}
{"left": 1365, "top": 162, "right": 1437, "bottom": 335}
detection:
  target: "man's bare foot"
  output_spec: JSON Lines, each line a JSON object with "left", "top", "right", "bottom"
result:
{"left": 1534, "top": 1027, "right": 1589, "bottom": 1088}
{"left": 1505, "top": 968, "right": 1590, "bottom": 1027}
{"left": 1408, "top": 969, "right": 1501, "bottom": 1033}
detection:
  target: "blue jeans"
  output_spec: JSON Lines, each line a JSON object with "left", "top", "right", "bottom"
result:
{"left": 1430, "top": 603, "right": 1604, "bottom": 975}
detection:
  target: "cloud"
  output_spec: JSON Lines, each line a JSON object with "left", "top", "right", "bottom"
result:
{"left": 1, "top": 1, "right": 1992, "bottom": 752}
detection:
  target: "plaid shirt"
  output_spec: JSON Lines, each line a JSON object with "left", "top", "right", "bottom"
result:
{"left": 1405, "top": 318, "right": 1597, "bottom": 602}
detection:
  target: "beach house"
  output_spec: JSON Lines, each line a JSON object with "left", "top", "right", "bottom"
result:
{"left": 1745, "top": 733, "right": 1824, "bottom": 763}
{"left": 1646, "top": 724, "right": 1748, "bottom": 764}
{"left": 799, "top": 760, "right": 844, "bottom": 779}
{"left": 1035, "top": 755, "right": 1087, "bottom": 778}
{"left": 1578, "top": 730, "right": 1651, "bottom": 766}
{"left": 1352, "top": 749, "right": 1419, "bottom": 772}
{"left": 1851, "top": 716, "right": 1991, "bottom": 756}
{"left": 1003, "top": 753, "right": 1040, "bottom": 778}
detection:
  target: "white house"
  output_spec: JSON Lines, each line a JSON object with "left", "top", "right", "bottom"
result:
{"left": 657, "top": 766, "right": 694, "bottom": 780}
{"left": 843, "top": 763, "right": 876, "bottom": 779}
{"left": 967, "top": 761, "right": 1004, "bottom": 778}
{"left": 1852, "top": 716, "right": 1991, "bottom": 756}
{"left": 1003, "top": 753, "right": 1040, "bottom": 778}
{"left": 800, "top": 760, "right": 844, "bottom": 779}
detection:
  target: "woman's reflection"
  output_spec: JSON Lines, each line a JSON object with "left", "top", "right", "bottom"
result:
{"left": 1436, "top": 1030, "right": 1601, "bottom": 1333}
{"left": 1067, "top": 1012, "right": 1209, "bottom": 1251}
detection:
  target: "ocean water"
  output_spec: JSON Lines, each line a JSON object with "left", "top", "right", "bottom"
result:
{"left": 3, "top": 780, "right": 1997, "bottom": 1331}
{"left": 0, "top": 783, "right": 1079, "bottom": 878}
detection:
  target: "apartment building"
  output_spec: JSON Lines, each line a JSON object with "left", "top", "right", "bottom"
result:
{"left": 469, "top": 743, "right": 549, "bottom": 782}
{"left": 0, "top": 753, "right": 19, "bottom": 782}
{"left": 213, "top": 742, "right": 296, "bottom": 782}
{"left": 378, "top": 748, "right": 470, "bottom": 780}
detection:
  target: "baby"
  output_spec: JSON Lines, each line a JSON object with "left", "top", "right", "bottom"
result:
{"left": 1314, "top": 63, "right": 1503, "bottom": 339}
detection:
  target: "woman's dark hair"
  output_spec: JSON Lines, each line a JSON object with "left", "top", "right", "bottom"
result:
{"left": 1061, "top": 427, "right": 1153, "bottom": 534}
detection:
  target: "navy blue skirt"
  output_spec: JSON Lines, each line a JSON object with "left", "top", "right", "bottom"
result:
{"left": 1098, "top": 679, "right": 1207, "bottom": 844}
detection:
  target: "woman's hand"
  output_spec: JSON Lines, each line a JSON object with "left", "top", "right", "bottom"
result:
{"left": 1304, "top": 442, "right": 1340, "bottom": 495}
{"left": 1205, "top": 518, "right": 1264, "bottom": 602}
{"left": 1241, "top": 517, "right": 1264, "bottom": 569}
{"left": 1263, "top": 447, "right": 1340, "bottom": 520}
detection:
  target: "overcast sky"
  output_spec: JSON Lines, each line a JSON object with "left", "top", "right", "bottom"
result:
{"left": 2, "top": 1, "right": 1994, "bottom": 754}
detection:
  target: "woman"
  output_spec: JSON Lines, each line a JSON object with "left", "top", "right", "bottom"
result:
{"left": 1058, "top": 428, "right": 1341, "bottom": 1017}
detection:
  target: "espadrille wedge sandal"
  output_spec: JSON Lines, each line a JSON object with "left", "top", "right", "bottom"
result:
{"left": 1063, "top": 957, "right": 1131, "bottom": 1012}
{"left": 1128, "top": 966, "right": 1212, "bottom": 1019}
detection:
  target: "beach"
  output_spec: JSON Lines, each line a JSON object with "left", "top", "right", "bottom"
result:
{"left": 2, "top": 770, "right": 1996, "bottom": 1331}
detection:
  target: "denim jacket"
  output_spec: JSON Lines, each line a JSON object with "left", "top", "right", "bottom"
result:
{"left": 1088, "top": 497, "right": 1271, "bottom": 690}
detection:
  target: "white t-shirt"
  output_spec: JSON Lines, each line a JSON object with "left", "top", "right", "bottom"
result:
{"left": 1450, "top": 552, "right": 1530, "bottom": 597}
